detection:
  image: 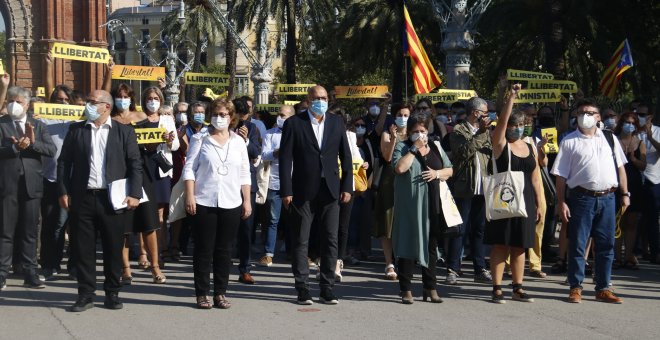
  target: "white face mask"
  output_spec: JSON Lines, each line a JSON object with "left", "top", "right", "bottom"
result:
{"left": 276, "top": 116, "right": 286, "bottom": 128}
{"left": 410, "top": 132, "right": 427, "bottom": 142}
{"left": 7, "top": 102, "right": 25, "bottom": 120}
{"left": 146, "top": 100, "right": 160, "bottom": 113}
{"left": 577, "top": 114, "right": 596, "bottom": 130}
{"left": 176, "top": 113, "right": 188, "bottom": 123}
{"left": 211, "top": 116, "right": 229, "bottom": 130}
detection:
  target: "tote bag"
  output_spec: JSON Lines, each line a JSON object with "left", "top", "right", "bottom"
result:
{"left": 483, "top": 145, "right": 527, "bottom": 221}
{"left": 439, "top": 180, "right": 463, "bottom": 227}
{"left": 167, "top": 179, "right": 186, "bottom": 223}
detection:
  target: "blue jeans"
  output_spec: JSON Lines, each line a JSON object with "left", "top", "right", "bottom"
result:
{"left": 566, "top": 190, "right": 615, "bottom": 291}
{"left": 264, "top": 189, "right": 283, "bottom": 256}
{"left": 452, "top": 195, "right": 487, "bottom": 272}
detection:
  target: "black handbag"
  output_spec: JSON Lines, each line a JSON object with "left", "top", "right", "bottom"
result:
{"left": 540, "top": 166, "right": 557, "bottom": 206}
{"left": 151, "top": 150, "right": 173, "bottom": 173}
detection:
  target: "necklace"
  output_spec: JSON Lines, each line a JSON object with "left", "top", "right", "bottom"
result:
{"left": 210, "top": 136, "right": 231, "bottom": 176}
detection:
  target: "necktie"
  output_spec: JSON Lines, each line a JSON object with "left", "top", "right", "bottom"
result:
{"left": 15, "top": 121, "right": 24, "bottom": 138}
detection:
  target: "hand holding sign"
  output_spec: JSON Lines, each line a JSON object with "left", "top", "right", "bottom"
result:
{"left": 0, "top": 74, "right": 9, "bottom": 88}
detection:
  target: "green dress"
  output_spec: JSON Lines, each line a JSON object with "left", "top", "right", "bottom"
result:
{"left": 372, "top": 133, "right": 404, "bottom": 238}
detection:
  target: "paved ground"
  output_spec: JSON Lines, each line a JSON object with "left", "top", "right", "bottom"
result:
{"left": 1, "top": 249, "right": 659, "bottom": 340}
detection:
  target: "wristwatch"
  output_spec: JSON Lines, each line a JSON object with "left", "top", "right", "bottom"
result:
{"left": 409, "top": 145, "right": 418, "bottom": 154}
{"left": 621, "top": 192, "right": 631, "bottom": 197}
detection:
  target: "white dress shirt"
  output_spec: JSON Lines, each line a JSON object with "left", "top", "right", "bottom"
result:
{"left": 262, "top": 127, "right": 282, "bottom": 190}
{"left": 308, "top": 110, "right": 325, "bottom": 149}
{"left": 551, "top": 128, "right": 627, "bottom": 191}
{"left": 182, "top": 131, "right": 251, "bottom": 209}
{"left": 641, "top": 125, "right": 660, "bottom": 184}
{"left": 469, "top": 123, "right": 484, "bottom": 195}
{"left": 87, "top": 117, "right": 112, "bottom": 189}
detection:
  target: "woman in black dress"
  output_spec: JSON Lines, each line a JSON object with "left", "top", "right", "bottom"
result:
{"left": 486, "top": 84, "right": 543, "bottom": 304}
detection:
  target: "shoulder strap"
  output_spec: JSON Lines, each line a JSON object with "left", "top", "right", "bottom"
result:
{"left": 602, "top": 129, "right": 617, "bottom": 167}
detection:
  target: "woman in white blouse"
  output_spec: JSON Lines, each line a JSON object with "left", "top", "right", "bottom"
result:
{"left": 183, "top": 98, "right": 252, "bottom": 309}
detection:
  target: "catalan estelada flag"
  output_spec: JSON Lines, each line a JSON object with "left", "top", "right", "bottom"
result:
{"left": 599, "top": 39, "right": 633, "bottom": 98}
{"left": 403, "top": 4, "right": 442, "bottom": 94}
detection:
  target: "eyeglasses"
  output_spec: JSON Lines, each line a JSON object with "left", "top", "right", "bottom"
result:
{"left": 578, "top": 111, "right": 598, "bottom": 116}
{"left": 211, "top": 112, "right": 231, "bottom": 117}
{"left": 354, "top": 124, "right": 366, "bottom": 128}
{"left": 473, "top": 109, "right": 487, "bottom": 115}
{"left": 87, "top": 100, "right": 110, "bottom": 106}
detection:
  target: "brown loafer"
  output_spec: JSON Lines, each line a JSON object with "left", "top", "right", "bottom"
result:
{"left": 596, "top": 289, "right": 623, "bottom": 304}
{"left": 568, "top": 287, "right": 582, "bottom": 303}
{"left": 238, "top": 273, "right": 255, "bottom": 284}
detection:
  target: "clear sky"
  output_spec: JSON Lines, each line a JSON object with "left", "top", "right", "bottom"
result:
{"left": 0, "top": 14, "right": 4, "bottom": 32}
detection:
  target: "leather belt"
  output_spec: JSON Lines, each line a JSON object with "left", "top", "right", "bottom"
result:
{"left": 575, "top": 186, "right": 616, "bottom": 197}
{"left": 87, "top": 188, "right": 107, "bottom": 195}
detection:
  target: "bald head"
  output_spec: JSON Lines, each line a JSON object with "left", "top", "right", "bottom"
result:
{"left": 280, "top": 105, "right": 294, "bottom": 118}
{"left": 307, "top": 86, "right": 328, "bottom": 102}
{"left": 87, "top": 90, "right": 113, "bottom": 124}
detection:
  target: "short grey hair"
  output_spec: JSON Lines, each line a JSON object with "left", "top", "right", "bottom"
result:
{"left": 465, "top": 97, "right": 487, "bottom": 114}
{"left": 508, "top": 110, "right": 527, "bottom": 126}
{"left": 7, "top": 86, "right": 31, "bottom": 101}
{"left": 176, "top": 102, "right": 189, "bottom": 111}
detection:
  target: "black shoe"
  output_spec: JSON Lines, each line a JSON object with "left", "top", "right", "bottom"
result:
{"left": 297, "top": 288, "right": 313, "bottom": 305}
{"left": 24, "top": 274, "right": 46, "bottom": 289}
{"left": 41, "top": 268, "right": 58, "bottom": 281}
{"left": 319, "top": 290, "right": 339, "bottom": 305}
{"left": 0, "top": 276, "right": 6, "bottom": 291}
{"left": 104, "top": 293, "right": 124, "bottom": 310}
{"left": 68, "top": 296, "right": 94, "bottom": 312}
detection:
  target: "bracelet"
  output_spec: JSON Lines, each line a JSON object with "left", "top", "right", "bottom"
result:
{"left": 409, "top": 145, "right": 418, "bottom": 154}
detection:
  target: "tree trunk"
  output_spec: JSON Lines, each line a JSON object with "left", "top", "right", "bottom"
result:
{"left": 391, "top": 1, "right": 404, "bottom": 103}
{"left": 188, "top": 30, "right": 202, "bottom": 101}
{"left": 225, "top": 0, "right": 237, "bottom": 99}
{"left": 285, "top": 0, "right": 297, "bottom": 84}
{"left": 542, "top": 0, "right": 566, "bottom": 79}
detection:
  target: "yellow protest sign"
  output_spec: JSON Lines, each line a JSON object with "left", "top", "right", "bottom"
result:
{"left": 415, "top": 93, "right": 458, "bottom": 103}
{"left": 527, "top": 80, "right": 577, "bottom": 94}
{"left": 0, "top": 59, "right": 4, "bottom": 74}
{"left": 507, "top": 69, "right": 554, "bottom": 81}
{"left": 202, "top": 88, "right": 228, "bottom": 100}
{"left": 51, "top": 42, "right": 110, "bottom": 64}
{"left": 256, "top": 104, "right": 282, "bottom": 115}
{"left": 36, "top": 87, "right": 46, "bottom": 98}
{"left": 334, "top": 86, "right": 389, "bottom": 99}
{"left": 541, "top": 127, "right": 559, "bottom": 154}
{"left": 514, "top": 89, "right": 561, "bottom": 103}
{"left": 112, "top": 65, "right": 166, "bottom": 81}
{"left": 184, "top": 72, "right": 229, "bottom": 86}
{"left": 34, "top": 103, "right": 85, "bottom": 120}
{"left": 277, "top": 84, "right": 316, "bottom": 95}
{"left": 135, "top": 128, "right": 166, "bottom": 144}
{"left": 434, "top": 89, "right": 478, "bottom": 100}
{"left": 136, "top": 105, "right": 143, "bottom": 112}
{"left": 284, "top": 100, "right": 300, "bottom": 106}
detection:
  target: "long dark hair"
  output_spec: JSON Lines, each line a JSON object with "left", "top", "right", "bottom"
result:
{"left": 111, "top": 83, "right": 137, "bottom": 115}
{"left": 613, "top": 112, "right": 641, "bottom": 136}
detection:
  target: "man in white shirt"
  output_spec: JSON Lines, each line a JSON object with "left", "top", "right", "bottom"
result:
{"left": 637, "top": 104, "right": 660, "bottom": 264}
{"left": 551, "top": 98, "right": 629, "bottom": 304}
{"left": 257, "top": 105, "right": 294, "bottom": 267}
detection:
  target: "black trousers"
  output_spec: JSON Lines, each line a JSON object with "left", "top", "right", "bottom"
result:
{"left": 338, "top": 198, "right": 354, "bottom": 259}
{"left": 70, "top": 190, "right": 128, "bottom": 298}
{"left": 398, "top": 213, "right": 442, "bottom": 292}
{"left": 40, "top": 180, "right": 69, "bottom": 272}
{"left": 237, "top": 192, "right": 256, "bottom": 274}
{"left": 192, "top": 205, "right": 241, "bottom": 296}
{"left": 0, "top": 176, "right": 40, "bottom": 277}
{"left": 289, "top": 179, "right": 339, "bottom": 291}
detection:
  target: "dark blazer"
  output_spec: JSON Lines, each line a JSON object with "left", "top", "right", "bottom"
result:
{"left": 57, "top": 120, "right": 143, "bottom": 212}
{"left": 0, "top": 114, "right": 57, "bottom": 198}
{"left": 279, "top": 111, "right": 353, "bottom": 204}
{"left": 234, "top": 119, "right": 262, "bottom": 193}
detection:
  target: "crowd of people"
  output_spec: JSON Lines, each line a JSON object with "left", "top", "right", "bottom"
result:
{"left": 0, "top": 55, "right": 658, "bottom": 311}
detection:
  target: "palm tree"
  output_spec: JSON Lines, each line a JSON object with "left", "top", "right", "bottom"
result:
{"left": 232, "top": 0, "right": 344, "bottom": 84}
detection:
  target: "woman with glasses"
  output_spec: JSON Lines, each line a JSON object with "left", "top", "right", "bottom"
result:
{"left": 183, "top": 98, "right": 251, "bottom": 309}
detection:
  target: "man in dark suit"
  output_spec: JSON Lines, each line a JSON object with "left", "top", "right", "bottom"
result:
{"left": 232, "top": 97, "right": 262, "bottom": 284}
{"left": 57, "top": 90, "right": 142, "bottom": 312}
{"left": 279, "top": 85, "right": 353, "bottom": 305}
{"left": 0, "top": 86, "right": 57, "bottom": 291}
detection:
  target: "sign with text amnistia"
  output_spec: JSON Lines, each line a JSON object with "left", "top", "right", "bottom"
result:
{"left": 184, "top": 72, "right": 229, "bottom": 86}
{"left": 507, "top": 69, "right": 554, "bottom": 81}
{"left": 112, "top": 65, "right": 166, "bottom": 81}
{"left": 434, "top": 89, "right": 478, "bottom": 100}
{"left": 334, "top": 86, "right": 389, "bottom": 99}
{"left": 526, "top": 80, "right": 577, "bottom": 94}
{"left": 255, "top": 104, "right": 282, "bottom": 115}
{"left": 135, "top": 128, "right": 166, "bottom": 144}
{"left": 34, "top": 103, "right": 85, "bottom": 120}
{"left": 415, "top": 93, "right": 458, "bottom": 103}
{"left": 51, "top": 43, "right": 111, "bottom": 64}
{"left": 514, "top": 89, "right": 561, "bottom": 103}
{"left": 276, "top": 84, "right": 316, "bottom": 95}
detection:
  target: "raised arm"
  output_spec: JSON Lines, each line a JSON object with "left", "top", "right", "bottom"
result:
{"left": 0, "top": 74, "right": 10, "bottom": 108}
{"left": 102, "top": 57, "right": 115, "bottom": 93}
{"left": 492, "top": 83, "right": 521, "bottom": 159}
{"left": 380, "top": 125, "right": 397, "bottom": 163}
{"left": 45, "top": 51, "right": 55, "bottom": 98}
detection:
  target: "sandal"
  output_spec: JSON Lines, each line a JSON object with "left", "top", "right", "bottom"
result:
{"left": 137, "top": 253, "right": 151, "bottom": 270}
{"left": 384, "top": 264, "right": 398, "bottom": 280}
{"left": 512, "top": 284, "right": 534, "bottom": 303}
{"left": 121, "top": 266, "right": 133, "bottom": 286}
{"left": 529, "top": 270, "right": 547, "bottom": 278}
{"left": 196, "top": 296, "right": 212, "bottom": 309}
{"left": 623, "top": 260, "right": 640, "bottom": 270}
{"left": 151, "top": 265, "right": 167, "bottom": 284}
{"left": 491, "top": 285, "right": 505, "bottom": 304}
{"left": 213, "top": 294, "right": 231, "bottom": 309}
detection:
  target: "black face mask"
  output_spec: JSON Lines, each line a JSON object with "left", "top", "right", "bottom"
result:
{"left": 539, "top": 116, "right": 555, "bottom": 127}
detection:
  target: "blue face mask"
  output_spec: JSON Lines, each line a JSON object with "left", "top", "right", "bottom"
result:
{"left": 310, "top": 99, "right": 328, "bottom": 116}
{"left": 436, "top": 115, "right": 449, "bottom": 124}
{"left": 488, "top": 111, "right": 497, "bottom": 121}
{"left": 85, "top": 103, "right": 101, "bottom": 122}
{"left": 193, "top": 113, "right": 205, "bottom": 124}
{"left": 622, "top": 123, "right": 636, "bottom": 134}
{"left": 114, "top": 98, "right": 131, "bottom": 111}
{"left": 395, "top": 116, "right": 408, "bottom": 128}
{"left": 638, "top": 116, "right": 647, "bottom": 126}
{"left": 603, "top": 118, "right": 616, "bottom": 129}
{"left": 506, "top": 126, "right": 525, "bottom": 141}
